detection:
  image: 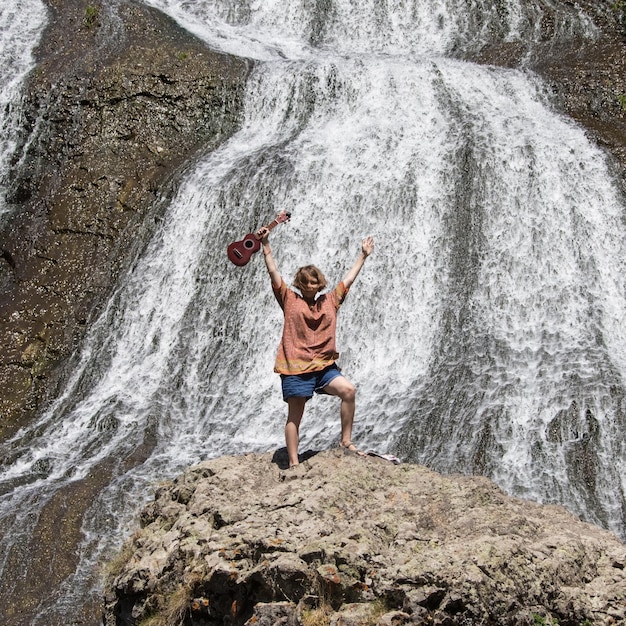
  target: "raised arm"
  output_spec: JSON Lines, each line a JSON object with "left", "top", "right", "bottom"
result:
{"left": 343, "top": 236, "right": 374, "bottom": 289}
{"left": 257, "top": 227, "right": 282, "bottom": 289}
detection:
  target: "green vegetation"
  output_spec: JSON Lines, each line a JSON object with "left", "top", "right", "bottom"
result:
{"left": 531, "top": 615, "right": 560, "bottom": 626}
{"left": 137, "top": 583, "right": 194, "bottom": 626}
{"left": 366, "top": 599, "right": 389, "bottom": 624}
{"left": 302, "top": 599, "right": 388, "bottom": 626}
{"left": 102, "top": 538, "right": 136, "bottom": 582}
{"left": 618, "top": 94, "right": 626, "bottom": 112}
{"left": 613, "top": 0, "right": 626, "bottom": 31}
{"left": 301, "top": 604, "right": 334, "bottom": 626}
{"left": 84, "top": 5, "right": 100, "bottom": 29}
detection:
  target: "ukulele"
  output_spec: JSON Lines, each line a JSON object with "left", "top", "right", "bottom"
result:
{"left": 227, "top": 211, "right": 291, "bottom": 266}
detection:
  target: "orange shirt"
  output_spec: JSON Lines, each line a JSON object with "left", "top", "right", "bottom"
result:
{"left": 272, "top": 279, "right": 349, "bottom": 375}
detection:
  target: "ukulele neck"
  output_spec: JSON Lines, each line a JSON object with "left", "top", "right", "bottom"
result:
{"left": 258, "top": 212, "right": 290, "bottom": 238}
{"left": 265, "top": 219, "right": 281, "bottom": 233}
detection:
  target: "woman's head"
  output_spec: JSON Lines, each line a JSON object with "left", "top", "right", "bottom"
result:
{"left": 293, "top": 265, "right": 327, "bottom": 294}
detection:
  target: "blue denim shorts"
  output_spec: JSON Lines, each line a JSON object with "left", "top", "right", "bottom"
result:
{"left": 280, "top": 364, "right": 343, "bottom": 402}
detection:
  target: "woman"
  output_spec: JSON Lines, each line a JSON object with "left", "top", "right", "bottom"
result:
{"left": 258, "top": 226, "right": 374, "bottom": 468}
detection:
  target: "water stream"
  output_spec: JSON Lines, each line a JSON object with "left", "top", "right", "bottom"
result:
{"left": 1, "top": 0, "right": 625, "bottom": 622}
{"left": 0, "top": 0, "right": 47, "bottom": 215}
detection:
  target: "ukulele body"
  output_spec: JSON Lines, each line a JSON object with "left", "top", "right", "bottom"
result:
{"left": 227, "top": 234, "right": 261, "bottom": 266}
{"left": 226, "top": 211, "right": 291, "bottom": 266}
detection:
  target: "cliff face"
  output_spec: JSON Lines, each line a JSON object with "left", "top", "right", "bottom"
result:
{"left": 103, "top": 450, "right": 626, "bottom": 626}
{"left": 0, "top": 0, "right": 250, "bottom": 439}
{"left": 0, "top": 3, "right": 625, "bottom": 623}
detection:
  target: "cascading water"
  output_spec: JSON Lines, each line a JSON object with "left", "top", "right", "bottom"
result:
{"left": 0, "top": 0, "right": 47, "bottom": 215}
{"left": 1, "top": 0, "right": 625, "bottom": 622}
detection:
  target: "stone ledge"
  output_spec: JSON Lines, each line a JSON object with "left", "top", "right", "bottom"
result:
{"left": 103, "top": 450, "right": 626, "bottom": 625}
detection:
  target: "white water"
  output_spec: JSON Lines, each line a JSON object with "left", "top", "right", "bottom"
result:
{"left": 0, "top": 0, "right": 47, "bottom": 215}
{"left": 1, "top": 0, "right": 625, "bottom": 622}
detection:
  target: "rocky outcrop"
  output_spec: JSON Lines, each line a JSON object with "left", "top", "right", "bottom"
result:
{"left": 103, "top": 450, "right": 626, "bottom": 626}
{"left": 0, "top": 0, "right": 250, "bottom": 439}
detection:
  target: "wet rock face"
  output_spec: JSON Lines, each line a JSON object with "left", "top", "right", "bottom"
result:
{"left": 469, "top": 0, "right": 626, "bottom": 190}
{"left": 103, "top": 450, "right": 626, "bottom": 626}
{"left": 0, "top": 0, "right": 250, "bottom": 438}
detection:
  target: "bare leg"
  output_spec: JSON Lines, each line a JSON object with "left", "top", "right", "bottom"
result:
{"left": 285, "top": 397, "right": 307, "bottom": 467}
{"left": 322, "top": 375, "right": 357, "bottom": 446}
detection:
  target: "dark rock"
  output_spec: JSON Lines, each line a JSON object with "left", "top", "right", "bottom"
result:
{"left": 469, "top": 0, "right": 626, "bottom": 192}
{"left": 0, "top": 0, "right": 250, "bottom": 439}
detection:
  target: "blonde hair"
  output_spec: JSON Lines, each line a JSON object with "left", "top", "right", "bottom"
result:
{"left": 293, "top": 265, "right": 327, "bottom": 291}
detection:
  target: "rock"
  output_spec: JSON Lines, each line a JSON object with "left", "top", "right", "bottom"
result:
{"left": 469, "top": 0, "right": 626, "bottom": 192}
{"left": 244, "top": 601, "right": 298, "bottom": 626}
{"left": 0, "top": 0, "right": 250, "bottom": 439}
{"left": 103, "top": 450, "right": 626, "bottom": 625}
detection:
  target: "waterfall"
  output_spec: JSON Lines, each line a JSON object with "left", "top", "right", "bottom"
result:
{"left": 1, "top": 0, "right": 625, "bottom": 621}
{"left": 0, "top": 0, "right": 47, "bottom": 215}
